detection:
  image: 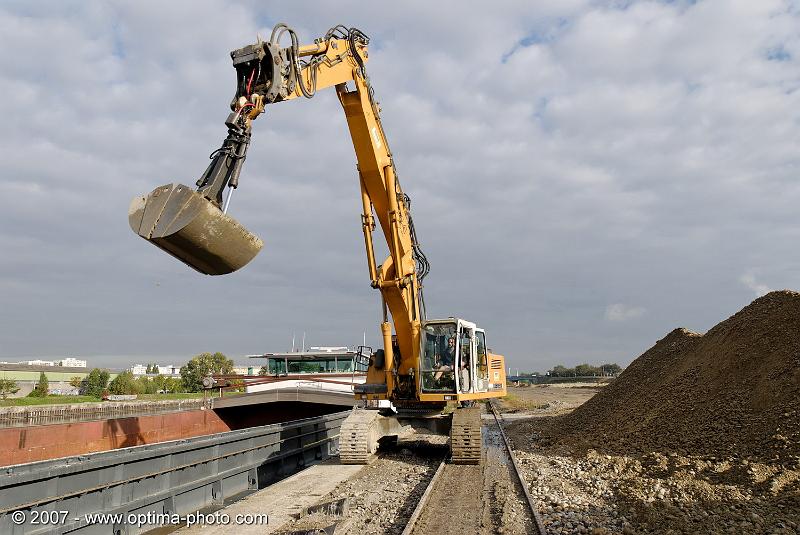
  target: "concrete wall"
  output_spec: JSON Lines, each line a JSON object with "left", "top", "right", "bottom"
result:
{"left": 11, "top": 380, "right": 79, "bottom": 397}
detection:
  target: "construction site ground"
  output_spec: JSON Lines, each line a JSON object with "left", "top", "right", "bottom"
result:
{"left": 255, "top": 388, "right": 595, "bottom": 535}
{"left": 256, "top": 386, "right": 598, "bottom": 535}
{"left": 504, "top": 385, "right": 799, "bottom": 534}
{"left": 173, "top": 286, "right": 800, "bottom": 535}
{"left": 503, "top": 292, "right": 800, "bottom": 535}
{"left": 498, "top": 383, "right": 602, "bottom": 416}
{"left": 272, "top": 412, "right": 538, "bottom": 535}
{"left": 166, "top": 382, "right": 798, "bottom": 534}
{"left": 273, "top": 437, "right": 446, "bottom": 534}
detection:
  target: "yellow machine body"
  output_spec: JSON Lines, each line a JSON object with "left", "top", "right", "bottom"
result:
{"left": 130, "top": 25, "right": 507, "bottom": 450}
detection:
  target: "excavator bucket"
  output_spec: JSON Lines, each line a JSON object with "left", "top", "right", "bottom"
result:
{"left": 129, "top": 183, "right": 263, "bottom": 275}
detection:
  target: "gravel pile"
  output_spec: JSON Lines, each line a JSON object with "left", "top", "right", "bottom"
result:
{"left": 505, "top": 290, "right": 800, "bottom": 534}
{"left": 532, "top": 290, "right": 800, "bottom": 462}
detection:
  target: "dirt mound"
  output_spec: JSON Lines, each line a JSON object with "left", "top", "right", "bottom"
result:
{"left": 535, "top": 290, "right": 800, "bottom": 461}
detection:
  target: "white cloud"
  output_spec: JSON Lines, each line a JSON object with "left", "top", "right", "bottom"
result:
{"left": 0, "top": 1, "right": 799, "bottom": 370}
{"left": 739, "top": 273, "right": 771, "bottom": 297}
{"left": 605, "top": 304, "right": 646, "bottom": 322}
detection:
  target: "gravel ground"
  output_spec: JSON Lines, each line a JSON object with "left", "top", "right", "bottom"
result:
{"left": 274, "top": 374, "right": 800, "bottom": 535}
{"left": 274, "top": 411, "right": 541, "bottom": 535}
{"left": 511, "top": 441, "right": 799, "bottom": 535}
{"left": 410, "top": 413, "right": 537, "bottom": 535}
{"left": 408, "top": 463, "right": 483, "bottom": 535}
{"left": 274, "top": 437, "right": 446, "bottom": 535}
{"left": 505, "top": 385, "right": 800, "bottom": 535}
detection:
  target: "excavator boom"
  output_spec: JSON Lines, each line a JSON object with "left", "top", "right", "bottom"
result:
{"left": 129, "top": 23, "right": 506, "bottom": 464}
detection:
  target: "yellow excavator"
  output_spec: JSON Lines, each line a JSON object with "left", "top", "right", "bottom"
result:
{"left": 129, "top": 23, "right": 507, "bottom": 464}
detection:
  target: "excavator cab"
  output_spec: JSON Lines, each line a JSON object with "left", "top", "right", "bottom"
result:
{"left": 420, "top": 322, "right": 457, "bottom": 392}
{"left": 419, "top": 319, "right": 491, "bottom": 395}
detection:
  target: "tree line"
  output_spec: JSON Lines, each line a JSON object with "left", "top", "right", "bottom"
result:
{"left": 0, "top": 352, "right": 236, "bottom": 400}
{"left": 107, "top": 352, "right": 234, "bottom": 395}
{"left": 513, "top": 363, "right": 623, "bottom": 378}
{"left": 546, "top": 362, "right": 622, "bottom": 377}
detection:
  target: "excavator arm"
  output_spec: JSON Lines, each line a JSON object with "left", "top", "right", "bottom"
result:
{"left": 129, "top": 25, "right": 427, "bottom": 400}
{"left": 130, "top": 23, "right": 504, "bottom": 465}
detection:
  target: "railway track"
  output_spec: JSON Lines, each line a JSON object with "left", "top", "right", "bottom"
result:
{"left": 270, "top": 402, "right": 546, "bottom": 534}
{"left": 401, "top": 401, "right": 546, "bottom": 535}
{"left": 488, "top": 400, "right": 547, "bottom": 534}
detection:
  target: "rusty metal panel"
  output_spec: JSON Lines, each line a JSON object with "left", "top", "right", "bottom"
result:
{"left": 0, "top": 411, "right": 348, "bottom": 535}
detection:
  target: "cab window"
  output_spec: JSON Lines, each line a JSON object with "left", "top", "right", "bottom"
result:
{"left": 420, "top": 323, "right": 457, "bottom": 393}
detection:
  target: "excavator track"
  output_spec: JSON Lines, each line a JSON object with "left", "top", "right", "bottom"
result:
{"left": 450, "top": 406, "right": 482, "bottom": 464}
{"left": 339, "top": 409, "right": 382, "bottom": 464}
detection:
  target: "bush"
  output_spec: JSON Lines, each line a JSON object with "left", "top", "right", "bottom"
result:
{"left": 163, "top": 377, "right": 183, "bottom": 393}
{"left": 136, "top": 376, "right": 158, "bottom": 394}
{"left": 86, "top": 368, "right": 110, "bottom": 398}
{"left": 108, "top": 371, "right": 140, "bottom": 395}
{"left": 0, "top": 377, "right": 20, "bottom": 399}
{"left": 180, "top": 352, "right": 233, "bottom": 392}
{"left": 27, "top": 372, "right": 49, "bottom": 397}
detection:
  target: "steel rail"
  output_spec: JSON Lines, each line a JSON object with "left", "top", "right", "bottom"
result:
{"left": 489, "top": 399, "right": 547, "bottom": 534}
{"left": 399, "top": 460, "right": 446, "bottom": 535}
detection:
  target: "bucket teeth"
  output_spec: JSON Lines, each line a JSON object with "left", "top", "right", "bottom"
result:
{"left": 450, "top": 407, "right": 482, "bottom": 464}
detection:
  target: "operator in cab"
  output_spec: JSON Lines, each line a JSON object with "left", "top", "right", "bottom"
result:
{"left": 434, "top": 335, "right": 456, "bottom": 381}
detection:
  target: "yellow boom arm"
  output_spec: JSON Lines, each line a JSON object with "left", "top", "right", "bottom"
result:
{"left": 235, "top": 27, "right": 424, "bottom": 396}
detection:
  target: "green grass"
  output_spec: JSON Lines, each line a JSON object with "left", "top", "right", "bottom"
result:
{"left": 136, "top": 393, "right": 207, "bottom": 401}
{"left": 0, "top": 395, "right": 99, "bottom": 407}
{"left": 501, "top": 393, "right": 549, "bottom": 411}
{"left": 0, "top": 392, "right": 215, "bottom": 407}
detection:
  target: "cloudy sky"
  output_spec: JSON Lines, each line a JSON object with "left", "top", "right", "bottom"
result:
{"left": 1, "top": 1, "right": 798, "bottom": 371}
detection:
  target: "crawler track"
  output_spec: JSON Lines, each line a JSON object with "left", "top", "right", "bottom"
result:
{"left": 451, "top": 406, "right": 482, "bottom": 464}
{"left": 339, "top": 409, "right": 381, "bottom": 464}
{"left": 402, "top": 402, "right": 546, "bottom": 535}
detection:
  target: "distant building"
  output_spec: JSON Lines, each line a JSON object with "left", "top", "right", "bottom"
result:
{"left": 232, "top": 366, "right": 256, "bottom": 375}
{"left": 21, "top": 359, "right": 55, "bottom": 366}
{"left": 130, "top": 364, "right": 181, "bottom": 376}
{"left": 59, "top": 358, "right": 87, "bottom": 368}
{"left": 158, "top": 365, "right": 181, "bottom": 376}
